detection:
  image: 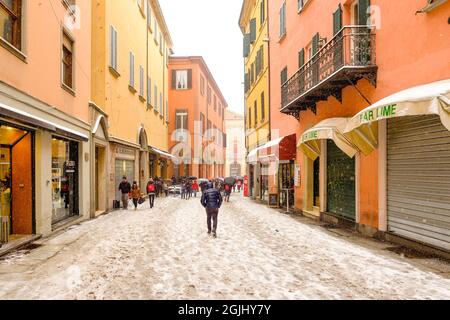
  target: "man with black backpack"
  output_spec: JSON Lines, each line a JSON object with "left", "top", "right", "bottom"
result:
{"left": 146, "top": 178, "right": 156, "bottom": 209}
{"left": 201, "top": 182, "right": 223, "bottom": 238}
{"left": 118, "top": 176, "right": 132, "bottom": 210}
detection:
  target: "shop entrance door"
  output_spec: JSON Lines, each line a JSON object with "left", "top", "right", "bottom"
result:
{"left": 313, "top": 158, "right": 320, "bottom": 207}
{"left": 326, "top": 140, "right": 356, "bottom": 221}
{"left": 0, "top": 123, "right": 33, "bottom": 237}
{"left": 115, "top": 159, "right": 135, "bottom": 201}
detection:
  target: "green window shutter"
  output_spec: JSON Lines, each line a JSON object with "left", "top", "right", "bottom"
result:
{"left": 261, "top": 92, "right": 265, "bottom": 120}
{"left": 250, "top": 18, "right": 257, "bottom": 43}
{"left": 333, "top": 5, "right": 343, "bottom": 35}
{"left": 312, "top": 33, "right": 319, "bottom": 56}
{"left": 243, "top": 33, "right": 250, "bottom": 58}
{"left": 358, "top": 0, "right": 370, "bottom": 26}
{"left": 298, "top": 48, "right": 305, "bottom": 68}
{"left": 260, "top": 0, "right": 265, "bottom": 24}
{"left": 281, "top": 67, "right": 288, "bottom": 85}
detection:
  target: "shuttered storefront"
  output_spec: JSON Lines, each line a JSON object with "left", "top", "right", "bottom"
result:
{"left": 115, "top": 160, "right": 135, "bottom": 201}
{"left": 387, "top": 115, "right": 450, "bottom": 251}
{"left": 327, "top": 140, "right": 356, "bottom": 220}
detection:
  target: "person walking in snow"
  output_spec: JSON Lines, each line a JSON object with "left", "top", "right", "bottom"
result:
{"left": 118, "top": 176, "right": 132, "bottom": 210}
{"left": 130, "top": 181, "right": 142, "bottom": 211}
{"left": 146, "top": 178, "right": 156, "bottom": 209}
{"left": 224, "top": 183, "right": 232, "bottom": 202}
{"left": 201, "top": 182, "right": 223, "bottom": 238}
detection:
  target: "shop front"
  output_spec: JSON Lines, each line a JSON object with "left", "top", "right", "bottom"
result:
{"left": 112, "top": 144, "right": 136, "bottom": 207}
{"left": 149, "top": 146, "right": 175, "bottom": 180}
{"left": 298, "top": 118, "right": 359, "bottom": 220}
{"left": 345, "top": 79, "right": 450, "bottom": 251}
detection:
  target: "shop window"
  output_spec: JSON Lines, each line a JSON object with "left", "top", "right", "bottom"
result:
{"left": 51, "top": 137, "right": 79, "bottom": 224}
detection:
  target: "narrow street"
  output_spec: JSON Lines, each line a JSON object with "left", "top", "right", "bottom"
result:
{"left": 0, "top": 194, "right": 449, "bottom": 300}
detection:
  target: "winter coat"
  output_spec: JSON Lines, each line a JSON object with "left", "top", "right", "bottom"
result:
{"left": 131, "top": 187, "right": 141, "bottom": 199}
{"left": 201, "top": 188, "right": 223, "bottom": 209}
{"left": 119, "top": 181, "right": 131, "bottom": 194}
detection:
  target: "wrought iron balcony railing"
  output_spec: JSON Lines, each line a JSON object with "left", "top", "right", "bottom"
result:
{"left": 281, "top": 26, "right": 377, "bottom": 119}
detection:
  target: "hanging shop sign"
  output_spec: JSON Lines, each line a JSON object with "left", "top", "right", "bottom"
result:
{"left": 65, "top": 160, "right": 76, "bottom": 173}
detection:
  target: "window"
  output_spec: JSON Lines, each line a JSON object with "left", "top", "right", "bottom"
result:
{"left": 200, "top": 113, "right": 206, "bottom": 133}
{"left": 261, "top": 92, "right": 265, "bottom": 121}
{"left": 214, "top": 95, "right": 217, "bottom": 112}
{"left": 249, "top": 18, "right": 256, "bottom": 44}
{"left": 333, "top": 4, "right": 343, "bottom": 35}
{"left": 129, "top": 52, "right": 135, "bottom": 88}
{"left": 172, "top": 69, "right": 192, "bottom": 90}
{"left": 160, "top": 92, "right": 163, "bottom": 114}
{"left": 154, "top": 85, "right": 158, "bottom": 110}
{"left": 139, "top": 66, "right": 144, "bottom": 98}
{"left": 298, "top": 48, "right": 305, "bottom": 68}
{"left": 281, "top": 66, "right": 288, "bottom": 85}
{"left": 200, "top": 75, "right": 205, "bottom": 96}
{"left": 254, "top": 101, "right": 258, "bottom": 127}
{"left": 250, "top": 63, "right": 255, "bottom": 84}
{"left": 207, "top": 86, "right": 212, "bottom": 105}
{"left": 279, "top": 1, "right": 286, "bottom": 38}
{"left": 256, "top": 46, "right": 264, "bottom": 76}
{"left": 248, "top": 108, "right": 252, "bottom": 129}
{"left": 176, "top": 110, "right": 188, "bottom": 135}
{"left": 147, "top": 77, "right": 152, "bottom": 105}
{"left": 298, "top": 0, "right": 304, "bottom": 12}
{"left": 218, "top": 103, "right": 222, "bottom": 117}
{"left": 109, "top": 26, "right": 118, "bottom": 71}
{"left": 147, "top": 0, "right": 152, "bottom": 29}
{"left": 165, "top": 100, "right": 169, "bottom": 123}
{"left": 159, "top": 33, "right": 163, "bottom": 54}
{"left": 62, "top": 32, "right": 74, "bottom": 90}
{"left": 0, "top": 0, "right": 22, "bottom": 50}
{"left": 153, "top": 19, "right": 158, "bottom": 42}
{"left": 260, "top": 0, "right": 265, "bottom": 24}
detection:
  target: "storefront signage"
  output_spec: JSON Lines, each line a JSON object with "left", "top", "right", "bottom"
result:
{"left": 301, "top": 130, "right": 318, "bottom": 143}
{"left": 359, "top": 104, "right": 397, "bottom": 124}
{"left": 294, "top": 164, "right": 301, "bottom": 187}
{"left": 116, "top": 146, "right": 135, "bottom": 156}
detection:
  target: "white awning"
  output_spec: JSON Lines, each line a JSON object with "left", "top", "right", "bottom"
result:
{"left": 298, "top": 118, "right": 359, "bottom": 160}
{"left": 149, "top": 146, "right": 176, "bottom": 160}
{"left": 0, "top": 101, "right": 89, "bottom": 141}
{"left": 345, "top": 79, "right": 450, "bottom": 155}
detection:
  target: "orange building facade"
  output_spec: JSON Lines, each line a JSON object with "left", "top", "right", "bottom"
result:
{"left": 267, "top": 0, "right": 450, "bottom": 251}
{"left": 168, "top": 57, "right": 227, "bottom": 180}
{"left": 0, "top": 0, "right": 92, "bottom": 238}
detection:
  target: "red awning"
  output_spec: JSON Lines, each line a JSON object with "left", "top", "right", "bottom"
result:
{"left": 257, "top": 134, "right": 297, "bottom": 161}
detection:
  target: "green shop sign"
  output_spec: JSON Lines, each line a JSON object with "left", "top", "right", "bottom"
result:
{"left": 302, "top": 130, "right": 318, "bottom": 142}
{"left": 359, "top": 104, "right": 397, "bottom": 123}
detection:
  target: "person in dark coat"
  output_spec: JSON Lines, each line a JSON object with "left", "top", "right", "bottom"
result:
{"left": 201, "top": 182, "right": 223, "bottom": 238}
{"left": 118, "top": 176, "right": 131, "bottom": 210}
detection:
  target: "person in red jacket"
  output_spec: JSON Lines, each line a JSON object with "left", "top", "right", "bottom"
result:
{"left": 192, "top": 180, "right": 199, "bottom": 198}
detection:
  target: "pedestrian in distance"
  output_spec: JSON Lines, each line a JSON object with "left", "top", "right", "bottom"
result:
{"left": 201, "top": 182, "right": 223, "bottom": 238}
{"left": 192, "top": 180, "right": 199, "bottom": 198}
{"left": 237, "top": 180, "right": 242, "bottom": 193}
{"left": 146, "top": 178, "right": 156, "bottom": 209}
{"left": 130, "top": 181, "right": 143, "bottom": 211}
{"left": 180, "top": 179, "right": 186, "bottom": 199}
{"left": 224, "top": 183, "right": 232, "bottom": 202}
{"left": 118, "top": 176, "right": 132, "bottom": 210}
{"left": 185, "top": 180, "right": 192, "bottom": 200}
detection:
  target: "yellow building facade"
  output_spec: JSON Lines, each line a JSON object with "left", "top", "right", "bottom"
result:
{"left": 239, "top": 0, "right": 270, "bottom": 198}
{"left": 91, "top": 0, "right": 173, "bottom": 213}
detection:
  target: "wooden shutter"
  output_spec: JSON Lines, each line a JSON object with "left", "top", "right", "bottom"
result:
{"left": 358, "top": 0, "right": 370, "bottom": 26}
{"left": 171, "top": 70, "right": 177, "bottom": 89}
{"left": 187, "top": 69, "right": 192, "bottom": 89}
{"left": 333, "top": 5, "right": 343, "bottom": 36}
{"left": 250, "top": 18, "right": 257, "bottom": 43}
{"left": 243, "top": 33, "right": 250, "bottom": 58}
{"left": 298, "top": 48, "right": 305, "bottom": 68}
{"left": 312, "top": 33, "right": 319, "bottom": 55}
{"left": 260, "top": 0, "right": 265, "bottom": 24}
{"left": 261, "top": 92, "right": 265, "bottom": 120}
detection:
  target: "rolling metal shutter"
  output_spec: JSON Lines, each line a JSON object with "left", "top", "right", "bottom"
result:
{"left": 327, "top": 140, "right": 356, "bottom": 220}
{"left": 387, "top": 115, "right": 450, "bottom": 251}
{"left": 115, "top": 160, "right": 135, "bottom": 201}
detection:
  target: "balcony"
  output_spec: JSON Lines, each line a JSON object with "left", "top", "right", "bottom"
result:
{"left": 281, "top": 26, "right": 378, "bottom": 120}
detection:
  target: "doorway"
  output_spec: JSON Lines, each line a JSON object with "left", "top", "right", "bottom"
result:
{"left": 95, "top": 145, "right": 106, "bottom": 213}
{"left": 0, "top": 123, "right": 34, "bottom": 238}
{"left": 313, "top": 157, "right": 320, "bottom": 207}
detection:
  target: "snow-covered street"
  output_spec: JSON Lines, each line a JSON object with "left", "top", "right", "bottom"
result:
{"left": 0, "top": 194, "right": 449, "bottom": 300}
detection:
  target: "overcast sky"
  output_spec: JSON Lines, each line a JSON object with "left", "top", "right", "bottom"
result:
{"left": 159, "top": 0, "right": 244, "bottom": 115}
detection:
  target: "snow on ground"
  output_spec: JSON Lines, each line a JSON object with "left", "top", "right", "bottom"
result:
{"left": 0, "top": 193, "right": 449, "bottom": 300}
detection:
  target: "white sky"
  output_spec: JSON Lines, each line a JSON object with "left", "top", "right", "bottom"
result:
{"left": 159, "top": 0, "right": 244, "bottom": 115}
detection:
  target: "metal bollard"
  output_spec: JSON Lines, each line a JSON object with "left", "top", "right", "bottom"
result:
{"left": 0, "top": 216, "right": 9, "bottom": 244}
